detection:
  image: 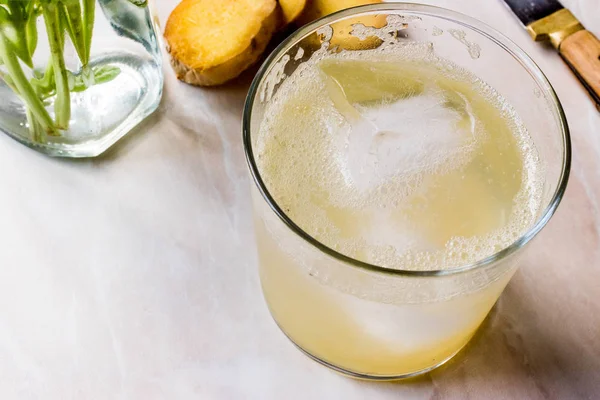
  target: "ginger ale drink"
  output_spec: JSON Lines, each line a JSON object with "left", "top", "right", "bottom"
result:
{"left": 244, "top": 5, "right": 569, "bottom": 380}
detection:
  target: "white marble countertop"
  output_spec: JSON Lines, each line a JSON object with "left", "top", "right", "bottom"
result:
{"left": 1, "top": 0, "right": 599, "bottom": 398}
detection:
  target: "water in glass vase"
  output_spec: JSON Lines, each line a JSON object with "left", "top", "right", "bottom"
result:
{"left": 0, "top": 0, "right": 163, "bottom": 157}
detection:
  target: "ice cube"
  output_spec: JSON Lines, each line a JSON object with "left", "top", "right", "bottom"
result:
{"left": 333, "top": 92, "right": 475, "bottom": 192}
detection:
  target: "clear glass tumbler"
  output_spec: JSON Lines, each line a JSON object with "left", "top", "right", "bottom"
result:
{"left": 243, "top": 4, "right": 570, "bottom": 380}
{"left": 0, "top": 0, "right": 163, "bottom": 157}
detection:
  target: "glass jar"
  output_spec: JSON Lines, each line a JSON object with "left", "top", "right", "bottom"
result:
{"left": 0, "top": 0, "right": 163, "bottom": 157}
{"left": 243, "top": 4, "right": 571, "bottom": 380}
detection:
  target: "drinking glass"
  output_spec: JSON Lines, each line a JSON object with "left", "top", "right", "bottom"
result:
{"left": 243, "top": 3, "right": 570, "bottom": 380}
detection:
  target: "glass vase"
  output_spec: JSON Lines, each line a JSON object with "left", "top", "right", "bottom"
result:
{"left": 0, "top": 0, "right": 163, "bottom": 157}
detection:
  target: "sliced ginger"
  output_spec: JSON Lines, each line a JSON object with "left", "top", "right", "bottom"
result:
{"left": 164, "top": 0, "right": 388, "bottom": 86}
{"left": 296, "top": 0, "right": 383, "bottom": 26}
{"left": 297, "top": 0, "right": 386, "bottom": 50}
{"left": 164, "top": 0, "right": 278, "bottom": 86}
{"left": 279, "top": 0, "right": 307, "bottom": 26}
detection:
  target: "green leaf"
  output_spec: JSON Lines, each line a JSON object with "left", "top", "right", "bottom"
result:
{"left": 82, "top": 0, "right": 94, "bottom": 65}
{"left": 31, "top": 63, "right": 56, "bottom": 99}
{"left": 25, "top": 4, "right": 38, "bottom": 58}
{"left": 1, "top": 26, "right": 30, "bottom": 65}
{"left": 0, "top": 7, "right": 34, "bottom": 67}
{"left": 96, "top": 65, "right": 120, "bottom": 86}
{"left": 94, "top": 65, "right": 121, "bottom": 84}
{"left": 60, "top": 0, "right": 86, "bottom": 65}
{"left": 69, "top": 64, "right": 121, "bottom": 92}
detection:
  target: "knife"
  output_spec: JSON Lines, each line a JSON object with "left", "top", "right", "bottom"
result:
{"left": 503, "top": 0, "right": 600, "bottom": 109}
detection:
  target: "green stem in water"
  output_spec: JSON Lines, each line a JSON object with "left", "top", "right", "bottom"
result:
{"left": 1, "top": 1, "right": 119, "bottom": 139}
{"left": 26, "top": 106, "right": 44, "bottom": 142}
{"left": 82, "top": 0, "right": 95, "bottom": 65}
{"left": 0, "top": 29, "right": 56, "bottom": 135}
{"left": 0, "top": 70, "right": 18, "bottom": 93}
{"left": 41, "top": 1, "right": 70, "bottom": 130}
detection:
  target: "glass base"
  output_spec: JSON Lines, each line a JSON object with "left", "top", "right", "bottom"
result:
{"left": 0, "top": 52, "right": 162, "bottom": 158}
{"left": 275, "top": 319, "right": 470, "bottom": 381}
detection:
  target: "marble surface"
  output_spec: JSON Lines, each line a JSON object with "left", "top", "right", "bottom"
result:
{"left": 1, "top": 0, "right": 599, "bottom": 398}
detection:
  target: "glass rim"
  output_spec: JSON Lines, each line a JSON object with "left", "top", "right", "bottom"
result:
{"left": 242, "top": 3, "right": 571, "bottom": 277}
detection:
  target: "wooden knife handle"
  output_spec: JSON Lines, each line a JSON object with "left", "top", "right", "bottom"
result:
{"left": 559, "top": 30, "right": 600, "bottom": 109}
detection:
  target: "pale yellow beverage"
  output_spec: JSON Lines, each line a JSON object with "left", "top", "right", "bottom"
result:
{"left": 252, "top": 46, "right": 543, "bottom": 377}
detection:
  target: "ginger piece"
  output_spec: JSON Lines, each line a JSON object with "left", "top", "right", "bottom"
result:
{"left": 164, "top": 0, "right": 279, "bottom": 86}
{"left": 296, "top": 0, "right": 386, "bottom": 50}
{"left": 278, "top": 0, "right": 307, "bottom": 26}
{"left": 296, "top": 0, "right": 383, "bottom": 26}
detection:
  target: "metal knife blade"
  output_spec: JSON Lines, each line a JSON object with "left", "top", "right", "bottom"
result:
{"left": 503, "top": 0, "right": 564, "bottom": 27}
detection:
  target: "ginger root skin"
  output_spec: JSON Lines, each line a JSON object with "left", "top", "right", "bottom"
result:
{"left": 165, "top": 0, "right": 279, "bottom": 86}
{"left": 295, "top": 0, "right": 383, "bottom": 26}
{"left": 278, "top": 0, "right": 307, "bottom": 26}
